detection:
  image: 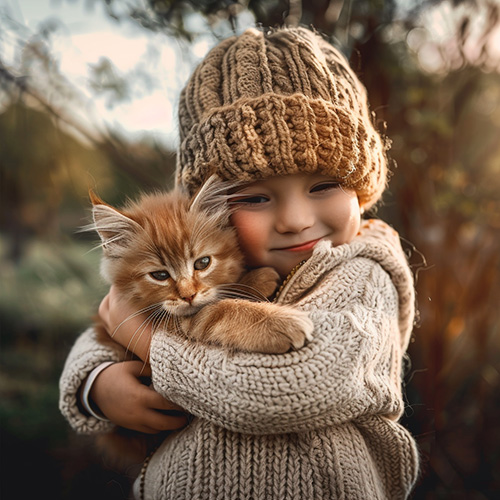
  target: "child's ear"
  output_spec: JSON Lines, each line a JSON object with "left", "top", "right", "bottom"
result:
{"left": 358, "top": 198, "right": 366, "bottom": 216}
{"left": 89, "top": 190, "right": 141, "bottom": 257}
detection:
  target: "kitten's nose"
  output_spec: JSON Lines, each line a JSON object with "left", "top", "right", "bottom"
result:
{"left": 182, "top": 293, "right": 196, "bottom": 304}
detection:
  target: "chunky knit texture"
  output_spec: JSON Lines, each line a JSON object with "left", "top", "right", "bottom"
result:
{"left": 176, "top": 27, "right": 388, "bottom": 209}
{"left": 59, "top": 220, "right": 420, "bottom": 499}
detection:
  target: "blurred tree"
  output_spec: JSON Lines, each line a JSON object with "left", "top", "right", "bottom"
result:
{"left": 0, "top": 102, "right": 99, "bottom": 260}
{"left": 0, "top": 21, "right": 177, "bottom": 259}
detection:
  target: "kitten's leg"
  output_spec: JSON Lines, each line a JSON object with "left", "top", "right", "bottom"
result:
{"left": 189, "top": 300, "right": 313, "bottom": 354}
{"left": 238, "top": 267, "right": 280, "bottom": 299}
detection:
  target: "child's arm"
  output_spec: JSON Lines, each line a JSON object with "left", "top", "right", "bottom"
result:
{"left": 59, "top": 327, "right": 187, "bottom": 434}
{"left": 88, "top": 361, "right": 188, "bottom": 433}
{"left": 59, "top": 327, "right": 122, "bottom": 434}
{"left": 102, "top": 241, "right": 413, "bottom": 435}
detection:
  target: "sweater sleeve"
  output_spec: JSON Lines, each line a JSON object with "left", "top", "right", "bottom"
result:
{"left": 149, "top": 257, "right": 406, "bottom": 435}
{"left": 58, "top": 327, "right": 123, "bottom": 434}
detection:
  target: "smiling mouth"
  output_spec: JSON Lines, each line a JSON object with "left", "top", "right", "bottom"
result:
{"left": 275, "top": 238, "right": 322, "bottom": 252}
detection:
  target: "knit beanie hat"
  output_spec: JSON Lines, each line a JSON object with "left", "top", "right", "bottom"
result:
{"left": 176, "top": 27, "right": 388, "bottom": 209}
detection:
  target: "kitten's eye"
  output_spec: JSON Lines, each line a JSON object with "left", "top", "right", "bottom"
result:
{"left": 150, "top": 270, "right": 170, "bottom": 281}
{"left": 194, "top": 256, "right": 211, "bottom": 270}
{"left": 310, "top": 182, "right": 340, "bottom": 193}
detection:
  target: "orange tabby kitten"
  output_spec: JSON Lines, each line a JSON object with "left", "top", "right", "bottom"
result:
{"left": 91, "top": 177, "right": 312, "bottom": 355}
{"left": 88, "top": 177, "right": 313, "bottom": 466}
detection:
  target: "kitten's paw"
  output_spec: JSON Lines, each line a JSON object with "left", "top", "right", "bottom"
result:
{"left": 288, "top": 309, "right": 314, "bottom": 345}
{"left": 263, "top": 307, "right": 313, "bottom": 353}
{"left": 191, "top": 300, "right": 313, "bottom": 354}
{"left": 240, "top": 267, "right": 280, "bottom": 298}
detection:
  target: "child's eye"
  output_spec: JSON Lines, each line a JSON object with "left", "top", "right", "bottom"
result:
{"left": 150, "top": 270, "right": 170, "bottom": 281}
{"left": 194, "top": 256, "right": 211, "bottom": 270}
{"left": 310, "top": 182, "right": 340, "bottom": 193}
{"left": 231, "top": 194, "right": 269, "bottom": 205}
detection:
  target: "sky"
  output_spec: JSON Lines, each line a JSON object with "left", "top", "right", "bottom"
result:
{"left": 1, "top": 0, "right": 232, "bottom": 148}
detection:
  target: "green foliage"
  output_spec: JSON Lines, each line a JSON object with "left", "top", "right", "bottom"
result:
{"left": 0, "top": 233, "right": 115, "bottom": 498}
{"left": 0, "top": 236, "right": 106, "bottom": 343}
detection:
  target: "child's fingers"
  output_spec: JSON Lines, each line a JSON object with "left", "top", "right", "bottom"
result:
{"left": 145, "top": 409, "right": 189, "bottom": 433}
{"left": 126, "top": 361, "right": 153, "bottom": 382}
{"left": 91, "top": 359, "right": 188, "bottom": 433}
{"left": 128, "top": 363, "right": 186, "bottom": 413}
{"left": 135, "top": 363, "right": 152, "bottom": 378}
{"left": 145, "top": 389, "right": 186, "bottom": 413}
{"left": 129, "top": 362, "right": 186, "bottom": 413}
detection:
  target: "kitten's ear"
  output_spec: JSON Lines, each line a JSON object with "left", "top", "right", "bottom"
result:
{"left": 189, "top": 175, "right": 237, "bottom": 224}
{"left": 89, "top": 190, "right": 141, "bottom": 257}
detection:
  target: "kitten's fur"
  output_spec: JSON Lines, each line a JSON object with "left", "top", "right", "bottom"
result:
{"left": 88, "top": 177, "right": 313, "bottom": 466}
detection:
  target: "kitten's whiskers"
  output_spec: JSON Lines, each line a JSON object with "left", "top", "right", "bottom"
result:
{"left": 217, "top": 283, "right": 270, "bottom": 302}
{"left": 122, "top": 305, "right": 163, "bottom": 358}
{"left": 110, "top": 303, "right": 163, "bottom": 339}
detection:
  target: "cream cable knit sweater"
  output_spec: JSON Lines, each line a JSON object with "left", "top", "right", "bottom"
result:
{"left": 59, "top": 220, "right": 419, "bottom": 499}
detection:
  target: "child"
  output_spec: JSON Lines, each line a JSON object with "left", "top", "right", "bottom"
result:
{"left": 60, "top": 26, "right": 420, "bottom": 499}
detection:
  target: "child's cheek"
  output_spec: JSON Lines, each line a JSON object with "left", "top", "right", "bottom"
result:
{"left": 230, "top": 211, "right": 267, "bottom": 266}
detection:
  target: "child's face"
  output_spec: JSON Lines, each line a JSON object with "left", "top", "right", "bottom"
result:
{"left": 230, "top": 173, "right": 362, "bottom": 278}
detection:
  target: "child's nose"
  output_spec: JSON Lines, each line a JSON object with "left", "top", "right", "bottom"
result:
{"left": 275, "top": 199, "right": 314, "bottom": 234}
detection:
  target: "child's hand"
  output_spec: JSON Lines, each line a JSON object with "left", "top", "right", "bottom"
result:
{"left": 99, "top": 286, "right": 152, "bottom": 362}
{"left": 90, "top": 360, "right": 188, "bottom": 433}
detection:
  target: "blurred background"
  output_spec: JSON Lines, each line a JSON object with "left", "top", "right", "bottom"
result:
{"left": 0, "top": 0, "right": 499, "bottom": 498}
